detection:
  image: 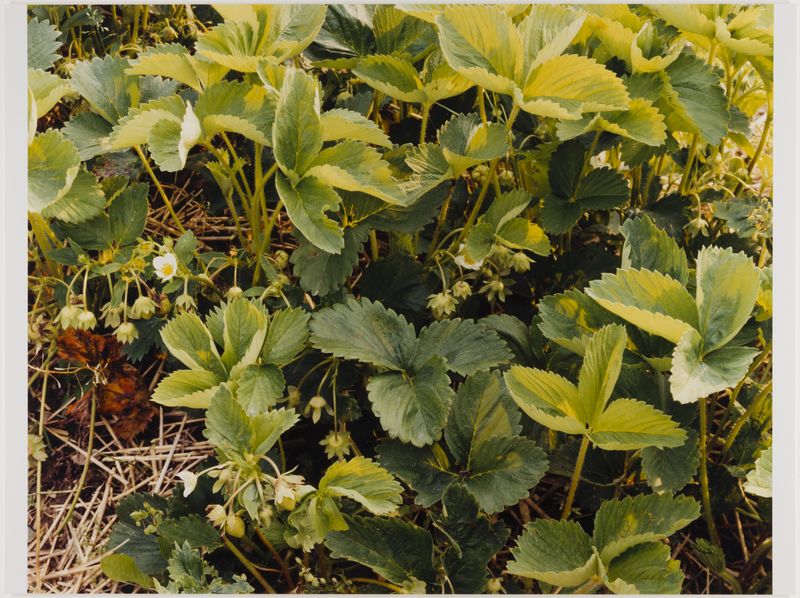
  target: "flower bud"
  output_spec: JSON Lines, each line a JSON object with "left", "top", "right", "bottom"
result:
{"left": 226, "top": 286, "right": 244, "bottom": 301}
{"left": 225, "top": 514, "right": 246, "bottom": 538}
{"left": 114, "top": 322, "right": 139, "bottom": 344}
{"left": 131, "top": 295, "right": 156, "bottom": 320}
{"left": 76, "top": 310, "right": 97, "bottom": 331}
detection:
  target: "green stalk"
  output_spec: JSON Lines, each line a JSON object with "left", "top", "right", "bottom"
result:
{"left": 419, "top": 103, "right": 431, "bottom": 145}
{"left": 562, "top": 435, "right": 590, "bottom": 519}
{"left": 369, "top": 230, "right": 379, "bottom": 261}
{"left": 427, "top": 184, "right": 456, "bottom": 258}
{"left": 722, "top": 381, "right": 772, "bottom": 456}
{"left": 698, "top": 397, "right": 722, "bottom": 545}
{"left": 223, "top": 536, "right": 276, "bottom": 593}
{"left": 134, "top": 146, "right": 185, "bottom": 233}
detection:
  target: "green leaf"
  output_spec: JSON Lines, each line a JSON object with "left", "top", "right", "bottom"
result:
{"left": 157, "top": 514, "right": 222, "bottom": 550}
{"left": 587, "top": 268, "right": 699, "bottom": 344}
{"left": 538, "top": 289, "right": 622, "bottom": 355}
{"left": 276, "top": 172, "right": 344, "bottom": 255}
{"left": 592, "top": 493, "right": 700, "bottom": 563}
{"left": 109, "top": 183, "right": 148, "bottom": 246}
{"left": 504, "top": 366, "right": 586, "bottom": 435}
{"left": 604, "top": 542, "right": 684, "bottom": 594}
{"left": 641, "top": 429, "right": 699, "bottom": 494}
{"left": 203, "top": 386, "right": 253, "bottom": 454}
{"left": 28, "top": 69, "right": 74, "bottom": 118}
{"left": 496, "top": 218, "right": 551, "bottom": 256}
{"left": 261, "top": 307, "right": 310, "bottom": 366}
{"left": 574, "top": 168, "right": 630, "bottom": 210}
{"left": 151, "top": 369, "right": 222, "bottom": 408}
{"left": 273, "top": 68, "right": 323, "bottom": 177}
{"left": 744, "top": 446, "right": 772, "bottom": 498}
{"left": 320, "top": 108, "right": 392, "bottom": 147}
{"left": 109, "top": 94, "right": 184, "bottom": 151}
{"left": 28, "top": 129, "right": 80, "bottom": 213}
{"left": 620, "top": 215, "right": 689, "bottom": 285}
{"left": 695, "top": 246, "right": 760, "bottom": 354}
{"left": 659, "top": 53, "right": 730, "bottom": 145}
{"left": 590, "top": 398, "right": 687, "bottom": 450}
{"left": 439, "top": 484, "right": 509, "bottom": 594}
{"left": 352, "top": 54, "right": 425, "bottom": 103}
{"left": 160, "top": 312, "right": 226, "bottom": 378}
{"left": 101, "top": 554, "right": 154, "bottom": 589}
{"left": 377, "top": 440, "right": 457, "bottom": 507}
{"left": 107, "top": 521, "right": 167, "bottom": 576}
{"left": 235, "top": 365, "right": 284, "bottom": 415}
{"left": 577, "top": 324, "right": 628, "bottom": 424}
{"left": 367, "top": 357, "right": 454, "bottom": 447}
{"left": 310, "top": 297, "right": 417, "bottom": 371}
{"left": 670, "top": 330, "right": 758, "bottom": 404}
{"left": 326, "top": 515, "right": 436, "bottom": 586}
{"left": 194, "top": 80, "right": 275, "bottom": 147}
{"left": 540, "top": 193, "right": 583, "bottom": 234}
{"left": 415, "top": 319, "right": 511, "bottom": 376}
{"left": 251, "top": 408, "right": 299, "bottom": 455}
{"left": 127, "top": 43, "right": 204, "bottom": 91}
{"left": 71, "top": 55, "right": 138, "bottom": 125}
{"left": 507, "top": 519, "right": 597, "bottom": 588}
{"left": 557, "top": 98, "right": 667, "bottom": 147}
{"left": 319, "top": 457, "right": 403, "bottom": 515}
{"left": 62, "top": 112, "right": 114, "bottom": 161}
{"left": 438, "top": 113, "right": 508, "bottom": 176}
{"left": 41, "top": 168, "right": 106, "bottom": 224}
{"left": 28, "top": 18, "right": 62, "bottom": 70}
{"left": 291, "top": 228, "right": 365, "bottom": 297}
{"left": 220, "top": 298, "right": 268, "bottom": 376}
{"left": 444, "top": 371, "right": 521, "bottom": 465}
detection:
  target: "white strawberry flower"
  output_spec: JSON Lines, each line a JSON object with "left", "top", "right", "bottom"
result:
{"left": 153, "top": 253, "right": 178, "bottom": 281}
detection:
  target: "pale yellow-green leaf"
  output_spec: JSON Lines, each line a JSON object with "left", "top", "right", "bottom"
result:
{"left": 631, "top": 24, "right": 685, "bottom": 73}
{"left": 28, "top": 69, "right": 74, "bottom": 118}
{"left": 647, "top": 5, "right": 715, "bottom": 37}
{"left": 109, "top": 94, "right": 184, "bottom": 150}
{"left": 321, "top": 108, "right": 392, "bottom": 148}
{"left": 160, "top": 312, "right": 227, "bottom": 377}
{"left": 126, "top": 43, "right": 203, "bottom": 91}
{"left": 504, "top": 366, "right": 586, "bottom": 434}
{"left": 557, "top": 98, "right": 667, "bottom": 147}
{"left": 590, "top": 398, "right": 686, "bottom": 450}
{"left": 151, "top": 369, "right": 222, "bottom": 408}
{"left": 587, "top": 268, "right": 699, "bottom": 344}
{"left": 578, "top": 324, "right": 628, "bottom": 425}
{"left": 28, "top": 129, "right": 81, "bottom": 213}
{"left": 353, "top": 54, "right": 424, "bottom": 104}
{"left": 319, "top": 457, "right": 403, "bottom": 515}
{"left": 518, "top": 5, "right": 586, "bottom": 74}
{"left": 221, "top": 297, "right": 268, "bottom": 379}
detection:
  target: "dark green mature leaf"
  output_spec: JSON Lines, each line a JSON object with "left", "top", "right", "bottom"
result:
{"left": 28, "top": 18, "right": 62, "bottom": 70}
{"left": 367, "top": 357, "right": 454, "bottom": 446}
{"left": 575, "top": 168, "right": 630, "bottom": 210}
{"left": 157, "top": 514, "right": 222, "bottom": 550}
{"left": 107, "top": 521, "right": 168, "bottom": 576}
{"left": 439, "top": 485, "right": 509, "bottom": 593}
{"left": 310, "top": 297, "right": 417, "bottom": 370}
{"left": 540, "top": 193, "right": 583, "bottom": 235}
{"left": 358, "top": 255, "right": 433, "bottom": 316}
{"left": 109, "top": 183, "right": 148, "bottom": 246}
{"left": 592, "top": 493, "right": 700, "bottom": 562}
{"left": 377, "top": 440, "right": 457, "bottom": 507}
{"left": 291, "top": 227, "right": 367, "bottom": 296}
{"left": 62, "top": 112, "right": 114, "bottom": 161}
{"left": 507, "top": 519, "right": 597, "bottom": 588}
{"left": 548, "top": 140, "right": 584, "bottom": 199}
{"left": 604, "top": 542, "right": 684, "bottom": 594}
{"left": 326, "top": 515, "right": 436, "bottom": 586}
{"left": 620, "top": 214, "right": 689, "bottom": 285}
{"left": 641, "top": 429, "right": 699, "bottom": 494}
{"left": 415, "top": 319, "right": 511, "bottom": 375}
{"left": 101, "top": 554, "right": 154, "bottom": 589}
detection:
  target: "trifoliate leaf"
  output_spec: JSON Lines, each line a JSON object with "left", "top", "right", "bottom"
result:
{"left": 367, "top": 356, "right": 454, "bottom": 447}
{"left": 235, "top": 365, "right": 284, "bottom": 415}
{"left": 319, "top": 457, "right": 403, "bottom": 515}
{"left": 70, "top": 55, "right": 139, "bottom": 125}
{"left": 438, "top": 485, "right": 509, "bottom": 593}
{"left": 592, "top": 493, "right": 700, "bottom": 562}
{"left": 160, "top": 312, "right": 226, "bottom": 378}
{"left": 504, "top": 366, "right": 586, "bottom": 435}
{"left": 540, "top": 193, "right": 583, "bottom": 234}
{"left": 194, "top": 80, "right": 275, "bottom": 146}
{"left": 151, "top": 370, "right": 222, "bottom": 409}
{"left": 220, "top": 297, "right": 268, "bottom": 377}
{"left": 620, "top": 214, "right": 689, "bottom": 285}
{"left": 326, "top": 515, "right": 436, "bottom": 586}
{"left": 415, "top": 319, "right": 511, "bottom": 376}
{"left": 310, "top": 297, "right": 417, "bottom": 370}
{"left": 507, "top": 519, "right": 597, "bottom": 588}
{"left": 587, "top": 268, "right": 699, "bottom": 344}
{"left": 378, "top": 440, "right": 457, "bottom": 507}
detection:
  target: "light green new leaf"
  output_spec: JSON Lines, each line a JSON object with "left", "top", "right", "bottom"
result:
{"left": 695, "top": 246, "right": 760, "bottom": 354}
{"left": 507, "top": 519, "right": 598, "bottom": 588}
{"left": 587, "top": 268, "right": 699, "bottom": 343}
{"left": 109, "top": 94, "right": 185, "bottom": 150}
{"left": 670, "top": 329, "right": 758, "bottom": 404}
{"left": 273, "top": 69, "right": 323, "bottom": 177}
{"left": 251, "top": 408, "right": 299, "bottom": 455}
{"left": 438, "top": 113, "right": 508, "bottom": 176}
{"left": 519, "top": 5, "right": 587, "bottom": 73}
{"left": 28, "top": 130, "right": 80, "bottom": 213}
{"left": 590, "top": 398, "right": 687, "bottom": 450}
{"left": 557, "top": 98, "right": 667, "bottom": 147}
{"left": 28, "top": 69, "right": 74, "bottom": 118}
{"left": 40, "top": 168, "right": 106, "bottom": 224}
{"left": 367, "top": 357, "right": 454, "bottom": 447}
{"left": 204, "top": 386, "right": 254, "bottom": 454}
{"left": 320, "top": 108, "right": 391, "bottom": 148}
{"left": 127, "top": 43, "right": 204, "bottom": 91}
{"left": 220, "top": 298, "right": 268, "bottom": 377}
{"left": 538, "top": 289, "right": 622, "bottom": 355}
{"left": 415, "top": 319, "right": 511, "bottom": 376}
{"left": 326, "top": 515, "right": 436, "bottom": 587}
{"left": 160, "top": 312, "right": 227, "bottom": 378}
{"left": 592, "top": 493, "right": 700, "bottom": 563}
{"left": 275, "top": 172, "right": 344, "bottom": 255}
{"left": 28, "top": 18, "right": 62, "bottom": 71}
{"left": 151, "top": 369, "right": 222, "bottom": 409}
{"left": 744, "top": 447, "right": 772, "bottom": 498}
{"left": 261, "top": 307, "right": 310, "bottom": 366}
{"left": 236, "top": 365, "right": 284, "bottom": 415}
{"left": 620, "top": 215, "right": 689, "bottom": 285}
{"left": 504, "top": 366, "right": 586, "bottom": 435}
{"left": 603, "top": 542, "right": 684, "bottom": 594}
{"left": 71, "top": 55, "right": 139, "bottom": 125}
{"left": 310, "top": 298, "right": 417, "bottom": 371}
{"left": 353, "top": 54, "right": 425, "bottom": 103}
{"left": 194, "top": 80, "right": 275, "bottom": 146}
{"left": 319, "top": 457, "right": 403, "bottom": 515}
{"left": 577, "top": 324, "right": 628, "bottom": 423}
{"left": 443, "top": 371, "right": 521, "bottom": 466}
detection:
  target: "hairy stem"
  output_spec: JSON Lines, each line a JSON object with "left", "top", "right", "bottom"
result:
{"left": 562, "top": 434, "right": 590, "bottom": 519}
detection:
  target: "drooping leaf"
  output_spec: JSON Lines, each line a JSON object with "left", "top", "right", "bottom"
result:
{"left": 603, "top": 542, "right": 684, "bottom": 594}
{"left": 276, "top": 172, "right": 344, "bottom": 255}
{"left": 101, "top": 554, "right": 154, "bottom": 589}
{"left": 319, "top": 457, "right": 403, "bottom": 515}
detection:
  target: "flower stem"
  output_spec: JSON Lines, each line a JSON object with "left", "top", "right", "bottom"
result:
{"left": 134, "top": 145, "right": 185, "bottom": 233}
{"left": 562, "top": 435, "right": 590, "bottom": 519}
{"left": 698, "top": 396, "right": 722, "bottom": 545}
{"left": 419, "top": 103, "right": 431, "bottom": 144}
{"left": 223, "top": 535, "right": 277, "bottom": 593}
{"left": 722, "top": 380, "right": 772, "bottom": 456}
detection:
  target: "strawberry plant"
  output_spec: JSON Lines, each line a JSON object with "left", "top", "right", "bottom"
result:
{"left": 27, "top": 3, "right": 773, "bottom": 594}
